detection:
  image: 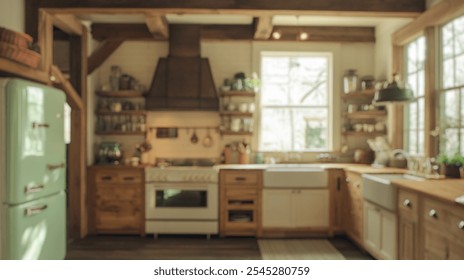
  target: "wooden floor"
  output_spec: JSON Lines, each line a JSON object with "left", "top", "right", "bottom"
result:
{"left": 66, "top": 235, "right": 373, "bottom": 260}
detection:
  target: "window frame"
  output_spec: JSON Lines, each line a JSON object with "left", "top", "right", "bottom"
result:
{"left": 258, "top": 51, "right": 333, "bottom": 152}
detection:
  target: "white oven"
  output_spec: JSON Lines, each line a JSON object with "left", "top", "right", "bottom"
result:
{"left": 145, "top": 166, "right": 219, "bottom": 236}
{"left": 146, "top": 182, "right": 218, "bottom": 220}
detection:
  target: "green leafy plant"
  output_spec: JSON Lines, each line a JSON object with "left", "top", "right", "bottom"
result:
{"left": 437, "top": 153, "right": 464, "bottom": 166}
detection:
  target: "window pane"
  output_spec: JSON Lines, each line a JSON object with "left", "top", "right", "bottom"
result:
{"left": 444, "top": 90, "right": 460, "bottom": 127}
{"left": 418, "top": 130, "right": 425, "bottom": 155}
{"left": 260, "top": 53, "right": 331, "bottom": 152}
{"left": 260, "top": 108, "right": 292, "bottom": 151}
{"left": 407, "top": 42, "right": 418, "bottom": 73}
{"left": 409, "top": 102, "right": 418, "bottom": 130}
{"left": 418, "top": 98, "right": 425, "bottom": 130}
{"left": 456, "top": 54, "right": 464, "bottom": 87}
{"left": 442, "top": 22, "right": 454, "bottom": 59}
{"left": 408, "top": 130, "right": 417, "bottom": 154}
{"left": 443, "top": 128, "right": 459, "bottom": 155}
{"left": 406, "top": 72, "right": 418, "bottom": 97}
{"left": 443, "top": 59, "right": 455, "bottom": 89}
{"left": 454, "top": 17, "right": 464, "bottom": 54}
{"left": 417, "top": 70, "right": 425, "bottom": 97}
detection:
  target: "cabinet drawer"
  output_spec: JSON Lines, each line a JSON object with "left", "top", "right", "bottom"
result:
{"left": 96, "top": 171, "right": 120, "bottom": 183}
{"left": 95, "top": 170, "right": 143, "bottom": 184}
{"left": 398, "top": 190, "right": 419, "bottom": 220}
{"left": 423, "top": 198, "right": 448, "bottom": 228}
{"left": 118, "top": 170, "right": 143, "bottom": 183}
{"left": 223, "top": 170, "right": 259, "bottom": 186}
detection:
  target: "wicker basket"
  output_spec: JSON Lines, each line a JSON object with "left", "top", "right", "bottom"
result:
{"left": 0, "top": 27, "right": 33, "bottom": 48}
{"left": 0, "top": 42, "right": 41, "bottom": 68}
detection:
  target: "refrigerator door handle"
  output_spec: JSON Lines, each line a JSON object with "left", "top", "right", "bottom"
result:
{"left": 24, "top": 205, "right": 48, "bottom": 216}
{"left": 47, "top": 163, "right": 66, "bottom": 171}
{"left": 24, "top": 184, "right": 45, "bottom": 193}
{"left": 32, "top": 122, "right": 50, "bottom": 129}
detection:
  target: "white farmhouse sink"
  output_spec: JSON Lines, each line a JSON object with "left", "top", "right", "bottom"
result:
{"left": 362, "top": 173, "right": 424, "bottom": 211}
{"left": 264, "top": 165, "right": 327, "bottom": 188}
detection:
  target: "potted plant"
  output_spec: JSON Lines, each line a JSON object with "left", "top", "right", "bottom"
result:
{"left": 437, "top": 153, "right": 464, "bottom": 178}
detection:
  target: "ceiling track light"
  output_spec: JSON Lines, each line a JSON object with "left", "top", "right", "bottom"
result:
{"left": 272, "top": 30, "right": 281, "bottom": 40}
{"left": 296, "top": 16, "right": 308, "bottom": 41}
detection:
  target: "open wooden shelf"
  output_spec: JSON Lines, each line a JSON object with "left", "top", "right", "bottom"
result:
{"left": 221, "top": 131, "right": 253, "bottom": 136}
{"left": 219, "top": 111, "right": 253, "bottom": 117}
{"left": 96, "top": 110, "right": 147, "bottom": 116}
{"left": 345, "top": 110, "right": 387, "bottom": 119}
{"left": 220, "top": 91, "right": 256, "bottom": 97}
{"left": 96, "top": 90, "right": 145, "bottom": 98}
{"left": 342, "top": 131, "right": 386, "bottom": 137}
{"left": 0, "top": 57, "right": 49, "bottom": 84}
{"left": 95, "top": 131, "right": 146, "bottom": 136}
{"left": 341, "top": 89, "right": 376, "bottom": 100}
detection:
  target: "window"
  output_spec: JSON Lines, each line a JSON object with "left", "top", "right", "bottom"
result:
{"left": 404, "top": 36, "right": 426, "bottom": 155}
{"left": 259, "top": 52, "right": 332, "bottom": 152}
{"left": 439, "top": 15, "right": 464, "bottom": 155}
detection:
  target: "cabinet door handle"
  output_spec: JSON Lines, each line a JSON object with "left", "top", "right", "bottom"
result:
{"left": 47, "top": 163, "right": 65, "bottom": 171}
{"left": 24, "top": 184, "right": 44, "bottom": 194}
{"left": 101, "top": 176, "right": 113, "bottom": 181}
{"left": 403, "top": 199, "right": 411, "bottom": 208}
{"left": 123, "top": 177, "right": 135, "bottom": 181}
{"left": 345, "top": 178, "right": 350, "bottom": 183}
{"left": 24, "top": 205, "right": 48, "bottom": 216}
{"left": 428, "top": 209, "right": 438, "bottom": 218}
{"left": 234, "top": 177, "right": 246, "bottom": 181}
{"left": 32, "top": 122, "right": 50, "bottom": 129}
{"left": 336, "top": 177, "right": 341, "bottom": 191}
{"left": 458, "top": 221, "right": 464, "bottom": 230}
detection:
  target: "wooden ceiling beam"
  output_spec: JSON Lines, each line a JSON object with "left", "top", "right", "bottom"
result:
{"left": 51, "top": 14, "right": 83, "bottom": 35}
{"left": 253, "top": 16, "right": 273, "bottom": 40}
{"left": 36, "top": 0, "right": 425, "bottom": 16}
{"left": 50, "top": 65, "right": 83, "bottom": 110}
{"left": 91, "top": 23, "right": 374, "bottom": 42}
{"left": 87, "top": 40, "right": 124, "bottom": 74}
{"left": 145, "top": 15, "right": 169, "bottom": 39}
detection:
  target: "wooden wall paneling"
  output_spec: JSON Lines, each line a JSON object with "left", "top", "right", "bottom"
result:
{"left": 38, "top": 9, "right": 54, "bottom": 76}
{"left": 33, "top": 0, "right": 426, "bottom": 16}
{"left": 424, "top": 27, "right": 438, "bottom": 157}
{"left": 145, "top": 14, "right": 169, "bottom": 39}
{"left": 87, "top": 40, "right": 124, "bottom": 74}
{"left": 253, "top": 16, "right": 273, "bottom": 40}
{"left": 390, "top": 44, "right": 405, "bottom": 149}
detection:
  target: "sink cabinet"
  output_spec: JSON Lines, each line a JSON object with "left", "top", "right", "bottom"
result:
{"left": 327, "top": 169, "right": 345, "bottom": 234}
{"left": 262, "top": 189, "right": 329, "bottom": 232}
{"left": 364, "top": 201, "right": 397, "bottom": 260}
{"left": 344, "top": 171, "right": 364, "bottom": 246}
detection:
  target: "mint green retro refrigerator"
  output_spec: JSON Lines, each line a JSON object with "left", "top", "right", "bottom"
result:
{"left": 0, "top": 78, "right": 66, "bottom": 260}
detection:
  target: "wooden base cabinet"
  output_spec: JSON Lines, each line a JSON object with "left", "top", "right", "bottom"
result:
{"left": 327, "top": 169, "right": 345, "bottom": 234}
{"left": 89, "top": 166, "right": 145, "bottom": 235}
{"left": 344, "top": 171, "right": 364, "bottom": 245}
{"left": 363, "top": 201, "right": 397, "bottom": 260}
{"left": 219, "top": 170, "right": 262, "bottom": 237}
{"left": 262, "top": 189, "right": 329, "bottom": 231}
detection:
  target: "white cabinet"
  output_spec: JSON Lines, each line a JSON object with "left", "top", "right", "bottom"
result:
{"left": 364, "top": 201, "right": 397, "bottom": 260}
{"left": 262, "top": 189, "right": 329, "bottom": 228}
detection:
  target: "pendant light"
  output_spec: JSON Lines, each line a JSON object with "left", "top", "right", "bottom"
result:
{"left": 373, "top": 73, "right": 413, "bottom": 105}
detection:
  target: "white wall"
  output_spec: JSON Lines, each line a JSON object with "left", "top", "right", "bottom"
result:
{"left": 0, "top": 0, "right": 24, "bottom": 33}
{"left": 92, "top": 39, "right": 376, "bottom": 164}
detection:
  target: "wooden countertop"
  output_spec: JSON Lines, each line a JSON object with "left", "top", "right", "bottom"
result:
{"left": 392, "top": 178, "right": 464, "bottom": 208}
{"left": 89, "top": 164, "right": 148, "bottom": 170}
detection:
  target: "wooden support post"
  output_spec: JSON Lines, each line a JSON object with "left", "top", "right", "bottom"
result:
{"left": 38, "top": 9, "right": 53, "bottom": 76}
{"left": 253, "top": 16, "right": 273, "bottom": 40}
{"left": 88, "top": 40, "right": 124, "bottom": 74}
{"left": 145, "top": 14, "right": 169, "bottom": 39}
{"left": 424, "top": 27, "right": 437, "bottom": 157}
{"left": 390, "top": 44, "right": 405, "bottom": 150}
{"left": 52, "top": 14, "right": 83, "bottom": 36}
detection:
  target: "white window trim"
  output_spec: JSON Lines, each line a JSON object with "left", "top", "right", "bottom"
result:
{"left": 258, "top": 51, "right": 334, "bottom": 153}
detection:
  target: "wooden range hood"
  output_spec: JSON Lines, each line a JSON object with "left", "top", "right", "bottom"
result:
{"left": 146, "top": 25, "right": 219, "bottom": 111}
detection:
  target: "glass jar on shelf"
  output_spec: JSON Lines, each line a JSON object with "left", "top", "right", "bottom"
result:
{"left": 343, "top": 69, "right": 358, "bottom": 94}
{"left": 109, "top": 65, "right": 121, "bottom": 91}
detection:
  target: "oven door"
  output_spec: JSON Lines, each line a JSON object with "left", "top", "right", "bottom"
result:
{"left": 146, "top": 183, "right": 218, "bottom": 220}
